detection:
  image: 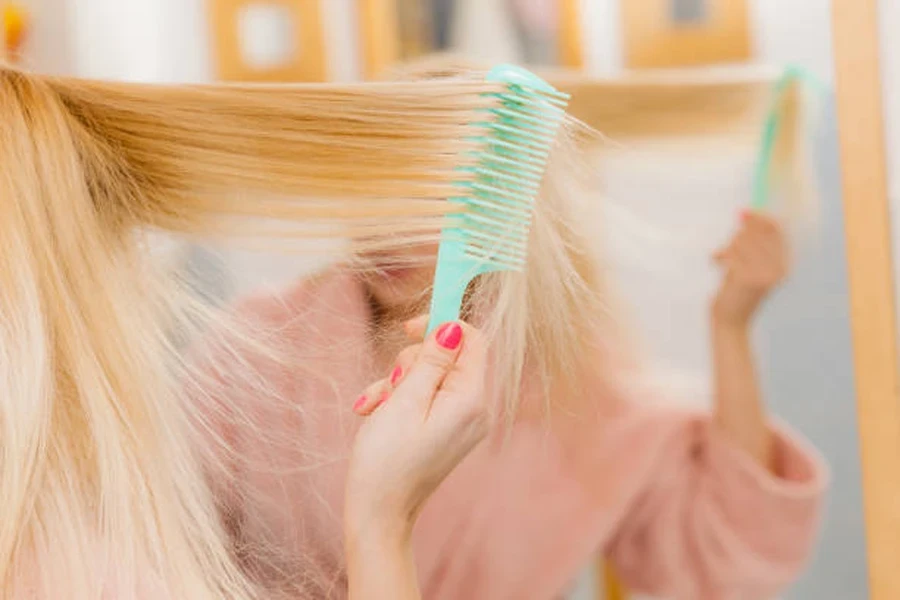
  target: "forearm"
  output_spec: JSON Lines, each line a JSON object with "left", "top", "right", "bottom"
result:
{"left": 710, "top": 319, "right": 775, "bottom": 471}
{"left": 345, "top": 515, "right": 420, "bottom": 600}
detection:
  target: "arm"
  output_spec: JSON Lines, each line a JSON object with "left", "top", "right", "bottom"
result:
{"left": 710, "top": 210, "right": 788, "bottom": 472}
{"left": 345, "top": 517, "right": 418, "bottom": 600}
{"left": 711, "top": 321, "right": 774, "bottom": 471}
{"left": 607, "top": 212, "right": 827, "bottom": 598}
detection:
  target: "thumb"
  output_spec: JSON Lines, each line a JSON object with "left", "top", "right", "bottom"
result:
{"left": 395, "top": 322, "right": 464, "bottom": 409}
{"left": 712, "top": 245, "right": 731, "bottom": 266}
{"left": 403, "top": 313, "right": 429, "bottom": 341}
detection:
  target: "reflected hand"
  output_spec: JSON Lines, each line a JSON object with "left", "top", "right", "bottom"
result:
{"left": 712, "top": 211, "right": 790, "bottom": 328}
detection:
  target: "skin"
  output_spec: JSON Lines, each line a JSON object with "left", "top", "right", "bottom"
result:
{"left": 344, "top": 320, "right": 489, "bottom": 600}
{"left": 342, "top": 209, "right": 788, "bottom": 597}
{"left": 363, "top": 242, "right": 440, "bottom": 319}
{"left": 361, "top": 241, "right": 440, "bottom": 371}
{"left": 710, "top": 210, "right": 789, "bottom": 471}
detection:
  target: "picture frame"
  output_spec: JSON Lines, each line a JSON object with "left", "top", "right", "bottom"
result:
{"left": 208, "top": 0, "right": 327, "bottom": 82}
{"left": 359, "top": 0, "right": 585, "bottom": 80}
{"left": 620, "top": 0, "right": 752, "bottom": 68}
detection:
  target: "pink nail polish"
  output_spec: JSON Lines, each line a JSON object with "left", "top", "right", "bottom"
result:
{"left": 435, "top": 322, "right": 463, "bottom": 350}
{"left": 740, "top": 209, "right": 750, "bottom": 221}
{"left": 390, "top": 365, "right": 403, "bottom": 385}
{"left": 353, "top": 395, "right": 367, "bottom": 411}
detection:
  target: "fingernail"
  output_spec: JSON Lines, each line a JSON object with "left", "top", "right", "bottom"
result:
{"left": 374, "top": 390, "right": 389, "bottom": 409}
{"left": 390, "top": 365, "right": 403, "bottom": 385}
{"left": 435, "top": 322, "right": 463, "bottom": 350}
{"left": 353, "top": 395, "right": 367, "bottom": 411}
{"left": 740, "top": 209, "right": 751, "bottom": 221}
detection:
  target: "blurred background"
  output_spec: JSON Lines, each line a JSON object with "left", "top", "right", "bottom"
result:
{"left": 0, "top": 0, "right": 834, "bottom": 83}
{"left": 0, "top": 1, "right": 867, "bottom": 599}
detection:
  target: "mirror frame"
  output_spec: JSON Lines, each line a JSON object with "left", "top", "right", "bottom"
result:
{"left": 832, "top": 0, "right": 900, "bottom": 598}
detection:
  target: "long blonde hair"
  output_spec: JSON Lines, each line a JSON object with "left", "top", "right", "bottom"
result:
{"left": 0, "top": 63, "right": 513, "bottom": 599}
{"left": 0, "top": 57, "right": 811, "bottom": 598}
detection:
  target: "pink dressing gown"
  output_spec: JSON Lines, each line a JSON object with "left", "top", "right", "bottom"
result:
{"left": 206, "top": 270, "right": 827, "bottom": 600}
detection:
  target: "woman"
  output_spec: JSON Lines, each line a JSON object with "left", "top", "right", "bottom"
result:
{"left": 208, "top": 207, "right": 826, "bottom": 600}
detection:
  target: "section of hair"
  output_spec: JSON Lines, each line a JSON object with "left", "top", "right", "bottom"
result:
{"left": 41, "top": 66, "right": 507, "bottom": 245}
{"left": 0, "top": 68, "right": 257, "bottom": 599}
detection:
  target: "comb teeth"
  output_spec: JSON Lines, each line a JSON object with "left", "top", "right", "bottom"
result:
{"left": 453, "top": 76, "right": 570, "bottom": 273}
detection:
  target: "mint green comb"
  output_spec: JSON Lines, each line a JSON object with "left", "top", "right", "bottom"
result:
{"left": 751, "top": 65, "right": 823, "bottom": 210}
{"left": 425, "top": 64, "right": 570, "bottom": 335}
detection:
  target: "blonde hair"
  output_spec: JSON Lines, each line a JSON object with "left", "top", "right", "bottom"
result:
{"left": 0, "top": 63, "right": 512, "bottom": 599}
{"left": 0, "top": 56, "right": 813, "bottom": 599}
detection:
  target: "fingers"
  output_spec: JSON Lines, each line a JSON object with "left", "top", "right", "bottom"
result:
{"left": 353, "top": 379, "right": 391, "bottom": 416}
{"left": 714, "top": 210, "right": 788, "bottom": 276}
{"left": 354, "top": 320, "right": 484, "bottom": 420}
{"left": 712, "top": 247, "right": 727, "bottom": 264}
{"left": 353, "top": 344, "right": 421, "bottom": 416}
{"left": 432, "top": 323, "right": 487, "bottom": 396}
{"left": 394, "top": 321, "right": 466, "bottom": 412}
{"left": 386, "top": 343, "right": 421, "bottom": 389}
{"left": 403, "top": 314, "right": 429, "bottom": 341}
{"left": 739, "top": 211, "right": 785, "bottom": 255}
{"left": 427, "top": 324, "right": 490, "bottom": 440}
{"left": 741, "top": 209, "right": 780, "bottom": 234}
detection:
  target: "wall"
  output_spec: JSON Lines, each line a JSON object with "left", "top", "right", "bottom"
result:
{"left": 55, "top": 0, "right": 834, "bottom": 83}
{"left": 751, "top": 0, "right": 834, "bottom": 83}
{"left": 580, "top": 0, "right": 834, "bottom": 81}
{"left": 13, "top": 0, "right": 74, "bottom": 73}
{"left": 58, "top": 0, "right": 209, "bottom": 81}
{"left": 61, "top": 0, "right": 360, "bottom": 82}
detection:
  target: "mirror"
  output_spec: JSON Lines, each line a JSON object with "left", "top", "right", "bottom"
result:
{"left": 378, "top": 2, "right": 866, "bottom": 599}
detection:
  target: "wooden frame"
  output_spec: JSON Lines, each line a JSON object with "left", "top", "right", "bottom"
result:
{"left": 558, "top": 0, "right": 584, "bottom": 69}
{"left": 621, "top": 0, "right": 752, "bottom": 68}
{"left": 209, "top": 0, "right": 327, "bottom": 82}
{"left": 359, "top": 0, "right": 400, "bottom": 79}
{"left": 831, "top": 0, "right": 900, "bottom": 598}
{"left": 358, "top": 0, "right": 586, "bottom": 80}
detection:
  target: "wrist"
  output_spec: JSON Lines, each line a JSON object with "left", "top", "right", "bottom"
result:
{"left": 344, "top": 506, "right": 420, "bottom": 600}
{"left": 710, "top": 312, "right": 751, "bottom": 335}
{"left": 344, "top": 506, "right": 414, "bottom": 554}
